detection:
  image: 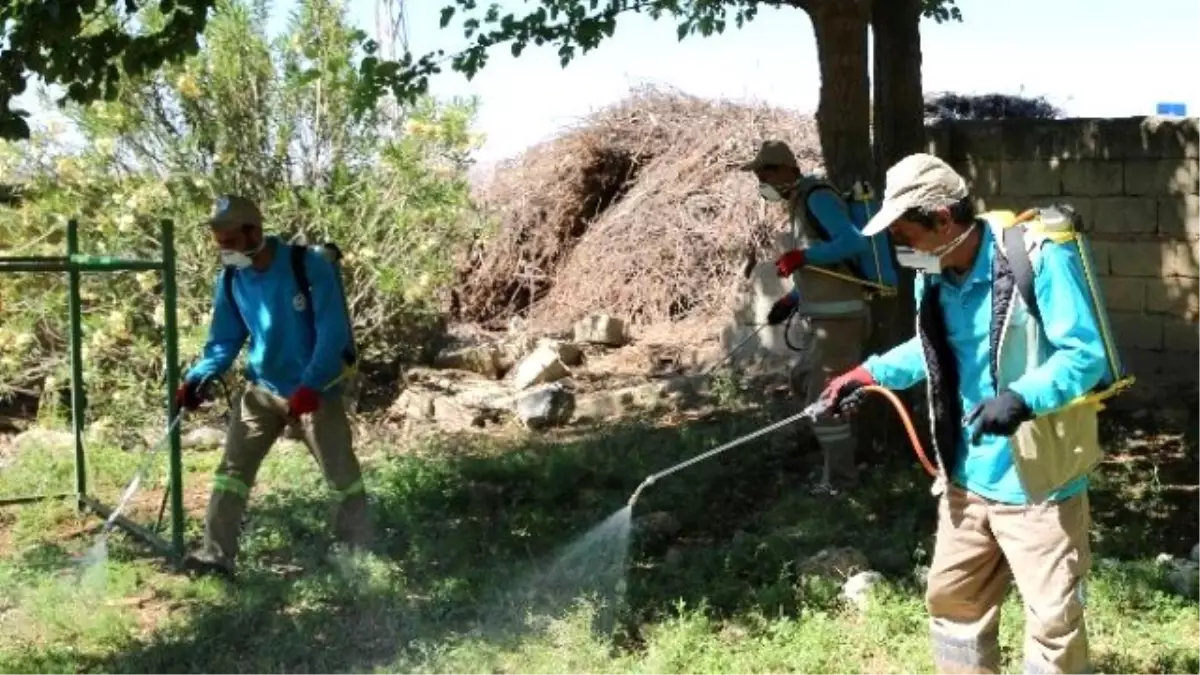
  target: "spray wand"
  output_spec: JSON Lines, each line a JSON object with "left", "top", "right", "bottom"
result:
{"left": 626, "top": 385, "right": 937, "bottom": 510}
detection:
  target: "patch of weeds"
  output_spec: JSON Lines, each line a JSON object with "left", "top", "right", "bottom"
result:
{"left": 0, "top": 410, "right": 1195, "bottom": 673}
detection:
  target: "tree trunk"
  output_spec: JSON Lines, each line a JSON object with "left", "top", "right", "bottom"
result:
{"left": 865, "top": 0, "right": 929, "bottom": 462}
{"left": 807, "top": 0, "right": 873, "bottom": 187}
{"left": 870, "top": 0, "right": 926, "bottom": 348}
{"left": 872, "top": 0, "right": 926, "bottom": 178}
{"left": 806, "top": 0, "right": 884, "bottom": 466}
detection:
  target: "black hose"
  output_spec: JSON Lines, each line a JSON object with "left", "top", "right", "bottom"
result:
{"left": 783, "top": 304, "right": 806, "bottom": 353}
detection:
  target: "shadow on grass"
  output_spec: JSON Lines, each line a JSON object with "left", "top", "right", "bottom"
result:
{"left": 4, "top": 400, "right": 1196, "bottom": 674}
{"left": 1090, "top": 410, "right": 1200, "bottom": 560}
{"left": 1094, "top": 651, "right": 1200, "bottom": 675}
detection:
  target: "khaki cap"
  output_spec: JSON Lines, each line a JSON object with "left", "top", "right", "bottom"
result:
{"left": 207, "top": 195, "right": 263, "bottom": 230}
{"left": 862, "top": 153, "right": 969, "bottom": 236}
{"left": 739, "top": 140, "right": 799, "bottom": 172}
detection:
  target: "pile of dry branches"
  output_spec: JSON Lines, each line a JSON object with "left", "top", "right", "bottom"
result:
{"left": 454, "top": 86, "right": 823, "bottom": 331}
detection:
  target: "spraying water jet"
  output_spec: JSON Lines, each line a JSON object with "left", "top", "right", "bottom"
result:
{"left": 478, "top": 385, "right": 934, "bottom": 642}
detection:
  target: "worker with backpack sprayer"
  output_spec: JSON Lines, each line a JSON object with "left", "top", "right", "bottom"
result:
{"left": 739, "top": 140, "right": 900, "bottom": 495}
{"left": 818, "top": 153, "right": 1134, "bottom": 674}
{"left": 174, "top": 195, "right": 369, "bottom": 579}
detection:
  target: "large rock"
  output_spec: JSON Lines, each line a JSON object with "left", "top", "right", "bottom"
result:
{"left": 1153, "top": 552, "right": 1200, "bottom": 600}
{"left": 392, "top": 388, "right": 436, "bottom": 420}
{"left": 434, "top": 344, "right": 504, "bottom": 379}
{"left": 511, "top": 343, "right": 571, "bottom": 390}
{"left": 799, "top": 546, "right": 871, "bottom": 581}
{"left": 842, "top": 570, "right": 885, "bottom": 611}
{"left": 1167, "top": 560, "right": 1199, "bottom": 600}
{"left": 541, "top": 338, "right": 584, "bottom": 366}
{"left": 496, "top": 335, "right": 538, "bottom": 375}
{"left": 572, "top": 376, "right": 706, "bottom": 422}
{"left": 573, "top": 313, "right": 629, "bottom": 347}
{"left": 182, "top": 426, "right": 226, "bottom": 450}
{"left": 513, "top": 383, "right": 575, "bottom": 430}
{"left": 11, "top": 428, "right": 74, "bottom": 453}
{"left": 389, "top": 370, "right": 513, "bottom": 430}
{"left": 433, "top": 396, "right": 498, "bottom": 430}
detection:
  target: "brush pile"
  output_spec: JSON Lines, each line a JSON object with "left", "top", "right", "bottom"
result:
{"left": 454, "top": 86, "right": 823, "bottom": 332}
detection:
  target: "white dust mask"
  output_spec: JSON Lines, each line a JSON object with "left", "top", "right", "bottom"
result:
{"left": 219, "top": 249, "right": 254, "bottom": 269}
{"left": 759, "top": 183, "right": 784, "bottom": 202}
{"left": 895, "top": 223, "right": 976, "bottom": 274}
{"left": 219, "top": 237, "right": 265, "bottom": 270}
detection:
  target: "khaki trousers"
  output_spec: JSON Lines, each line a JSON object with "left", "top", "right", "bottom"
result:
{"left": 926, "top": 485, "right": 1092, "bottom": 674}
{"left": 789, "top": 312, "right": 869, "bottom": 485}
{"left": 202, "top": 385, "right": 371, "bottom": 570}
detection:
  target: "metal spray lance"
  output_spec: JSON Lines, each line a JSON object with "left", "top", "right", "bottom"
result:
{"left": 626, "top": 396, "right": 835, "bottom": 509}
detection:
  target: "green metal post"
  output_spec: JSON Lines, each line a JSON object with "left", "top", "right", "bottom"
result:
{"left": 66, "top": 220, "right": 88, "bottom": 506}
{"left": 161, "top": 219, "right": 185, "bottom": 559}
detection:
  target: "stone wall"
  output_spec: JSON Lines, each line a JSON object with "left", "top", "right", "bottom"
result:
{"left": 926, "top": 116, "right": 1199, "bottom": 404}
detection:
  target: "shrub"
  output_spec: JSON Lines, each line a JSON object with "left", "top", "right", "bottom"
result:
{"left": 0, "top": 0, "right": 484, "bottom": 426}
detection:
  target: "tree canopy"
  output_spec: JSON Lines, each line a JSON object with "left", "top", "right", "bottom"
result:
{"left": 0, "top": 0, "right": 962, "bottom": 140}
{"left": 433, "top": 0, "right": 959, "bottom": 79}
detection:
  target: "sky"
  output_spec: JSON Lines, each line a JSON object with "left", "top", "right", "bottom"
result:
{"left": 15, "top": 0, "right": 1200, "bottom": 166}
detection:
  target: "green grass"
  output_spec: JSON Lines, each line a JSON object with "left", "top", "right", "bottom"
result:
{"left": 0, "top": 401, "right": 1196, "bottom": 674}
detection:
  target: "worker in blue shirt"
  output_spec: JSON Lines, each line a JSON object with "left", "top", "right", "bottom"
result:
{"left": 820, "top": 154, "right": 1107, "bottom": 674}
{"left": 739, "top": 140, "right": 873, "bottom": 495}
{"left": 175, "top": 195, "right": 371, "bottom": 579}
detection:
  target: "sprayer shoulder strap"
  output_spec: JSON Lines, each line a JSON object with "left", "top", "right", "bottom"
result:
{"left": 289, "top": 244, "right": 313, "bottom": 314}
{"left": 221, "top": 266, "right": 247, "bottom": 329}
{"left": 1002, "top": 224, "right": 1042, "bottom": 325}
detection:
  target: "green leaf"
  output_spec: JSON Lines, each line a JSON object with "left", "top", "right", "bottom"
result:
{"left": 440, "top": 6, "right": 455, "bottom": 28}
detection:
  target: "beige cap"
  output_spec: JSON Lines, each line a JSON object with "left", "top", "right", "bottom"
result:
{"left": 207, "top": 195, "right": 263, "bottom": 230}
{"left": 739, "top": 140, "right": 799, "bottom": 172}
{"left": 862, "top": 153, "right": 969, "bottom": 236}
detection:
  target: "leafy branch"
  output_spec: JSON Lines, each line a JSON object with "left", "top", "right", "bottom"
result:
{"left": 0, "top": 0, "right": 961, "bottom": 140}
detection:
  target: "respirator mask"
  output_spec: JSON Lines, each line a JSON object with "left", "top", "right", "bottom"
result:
{"left": 219, "top": 234, "right": 265, "bottom": 270}
{"left": 759, "top": 183, "right": 785, "bottom": 202}
{"left": 895, "top": 223, "right": 977, "bottom": 275}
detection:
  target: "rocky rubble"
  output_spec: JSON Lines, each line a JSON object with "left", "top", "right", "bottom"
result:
{"left": 1156, "top": 547, "right": 1200, "bottom": 599}
{"left": 390, "top": 313, "right": 725, "bottom": 434}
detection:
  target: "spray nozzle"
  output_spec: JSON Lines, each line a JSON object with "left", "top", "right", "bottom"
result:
{"left": 627, "top": 475, "right": 657, "bottom": 509}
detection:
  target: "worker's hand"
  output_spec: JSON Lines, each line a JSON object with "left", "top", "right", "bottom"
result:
{"left": 766, "top": 293, "right": 798, "bottom": 326}
{"left": 775, "top": 249, "right": 807, "bottom": 277}
{"left": 965, "top": 389, "right": 1032, "bottom": 445}
{"left": 287, "top": 386, "right": 321, "bottom": 417}
{"left": 819, "top": 366, "right": 877, "bottom": 417}
{"left": 174, "top": 378, "right": 208, "bottom": 412}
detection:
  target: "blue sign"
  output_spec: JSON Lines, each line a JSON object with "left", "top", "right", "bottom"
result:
{"left": 1156, "top": 102, "right": 1188, "bottom": 116}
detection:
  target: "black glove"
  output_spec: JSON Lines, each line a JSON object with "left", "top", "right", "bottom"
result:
{"left": 766, "top": 294, "right": 797, "bottom": 326}
{"left": 965, "top": 389, "right": 1033, "bottom": 445}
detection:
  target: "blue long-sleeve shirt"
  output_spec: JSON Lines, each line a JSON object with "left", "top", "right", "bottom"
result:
{"left": 860, "top": 225, "right": 1107, "bottom": 504}
{"left": 802, "top": 188, "right": 868, "bottom": 266}
{"left": 185, "top": 237, "right": 353, "bottom": 399}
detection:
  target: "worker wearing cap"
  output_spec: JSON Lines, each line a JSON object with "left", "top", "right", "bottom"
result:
{"left": 819, "top": 154, "right": 1107, "bottom": 674}
{"left": 176, "top": 195, "right": 371, "bottom": 578}
{"left": 740, "top": 140, "right": 872, "bottom": 495}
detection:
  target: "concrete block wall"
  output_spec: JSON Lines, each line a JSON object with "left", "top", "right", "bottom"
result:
{"left": 926, "top": 116, "right": 1199, "bottom": 404}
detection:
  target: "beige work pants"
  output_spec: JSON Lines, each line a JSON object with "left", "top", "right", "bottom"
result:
{"left": 789, "top": 312, "right": 869, "bottom": 486}
{"left": 201, "top": 385, "right": 371, "bottom": 570}
{"left": 926, "top": 485, "right": 1092, "bottom": 674}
